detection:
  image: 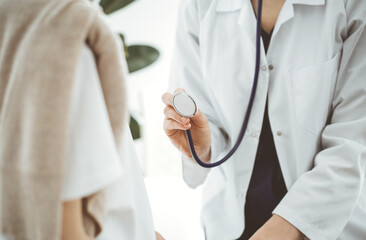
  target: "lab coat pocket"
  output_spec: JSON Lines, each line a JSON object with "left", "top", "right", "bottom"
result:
{"left": 291, "top": 52, "right": 341, "bottom": 134}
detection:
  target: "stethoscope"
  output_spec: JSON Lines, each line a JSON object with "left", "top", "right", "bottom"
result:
{"left": 172, "top": 0, "right": 264, "bottom": 168}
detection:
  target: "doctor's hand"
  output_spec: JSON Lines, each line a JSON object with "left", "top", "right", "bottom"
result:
{"left": 162, "top": 89, "right": 211, "bottom": 163}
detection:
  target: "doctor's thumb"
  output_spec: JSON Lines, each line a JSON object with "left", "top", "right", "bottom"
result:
{"left": 190, "top": 109, "right": 208, "bottom": 127}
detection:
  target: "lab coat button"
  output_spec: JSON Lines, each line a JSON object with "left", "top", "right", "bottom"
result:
{"left": 261, "top": 65, "right": 267, "bottom": 71}
{"left": 250, "top": 132, "right": 257, "bottom": 137}
{"left": 277, "top": 131, "right": 282, "bottom": 136}
{"left": 269, "top": 64, "right": 274, "bottom": 70}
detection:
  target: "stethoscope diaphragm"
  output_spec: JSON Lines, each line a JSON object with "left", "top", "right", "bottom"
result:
{"left": 172, "top": 91, "right": 197, "bottom": 118}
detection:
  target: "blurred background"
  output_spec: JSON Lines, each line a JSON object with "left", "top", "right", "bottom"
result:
{"left": 97, "top": 0, "right": 205, "bottom": 239}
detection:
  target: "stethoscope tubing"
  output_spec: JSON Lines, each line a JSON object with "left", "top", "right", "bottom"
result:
{"left": 184, "top": 0, "right": 264, "bottom": 168}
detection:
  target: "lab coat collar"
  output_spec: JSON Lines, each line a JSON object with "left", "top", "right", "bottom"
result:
{"left": 291, "top": 0, "right": 325, "bottom": 5}
{"left": 215, "top": 0, "right": 325, "bottom": 12}
{"left": 216, "top": 0, "right": 324, "bottom": 47}
{"left": 216, "top": 0, "right": 242, "bottom": 12}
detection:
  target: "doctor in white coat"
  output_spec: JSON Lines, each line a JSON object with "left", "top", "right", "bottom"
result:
{"left": 162, "top": 0, "right": 366, "bottom": 239}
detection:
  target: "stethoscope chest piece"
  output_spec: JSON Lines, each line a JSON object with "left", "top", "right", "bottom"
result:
{"left": 172, "top": 92, "right": 197, "bottom": 118}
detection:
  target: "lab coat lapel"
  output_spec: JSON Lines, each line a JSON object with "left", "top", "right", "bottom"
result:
{"left": 216, "top": 0, "right": 256, "bottom": 47}
{"left": 236, "top": 1, "right": 257, "bottom": 47}
{"left": 214, "top": 0, "right": 268, "bottom": 143}
{"left": 272, "top": 1, "right": 294, "bottom": 38}
{"left": 214, "top": 0, "right": 256, "bottom": 137}
{"left": 272, "top": 0, "right": 326, "bottom": 39}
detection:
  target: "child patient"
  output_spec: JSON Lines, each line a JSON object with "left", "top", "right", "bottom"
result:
{"left": 0, "top": 0, "right": 164, "bottom": 239}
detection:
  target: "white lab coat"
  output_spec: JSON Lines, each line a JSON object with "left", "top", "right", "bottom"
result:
{"left": 169, "top": 0, "right": 366, "bottom": 239}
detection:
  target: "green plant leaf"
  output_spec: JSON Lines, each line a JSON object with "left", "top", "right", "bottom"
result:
{"left": 119, "top": 33, "right": 129, "bottom": 58}
{"left": 126, "top": 45, "right": 160, "bottom": 73}
{"left": 99, "top": 0, "right": 135, "bottom": 15}
{"left": 129, "top": 115, "right": 141, "bottom": 139}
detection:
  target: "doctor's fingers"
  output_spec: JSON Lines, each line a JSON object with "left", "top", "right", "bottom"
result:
{"left": 161, "top": 89, "right": 186, "bottom": 107}
{"left": 174, "top": 88, "right": 185, "bottom": 94}
{"left": 162, "top": 92, "right": 173, "bottom": 106}
{"left": 190, "top": 109, "right": 209, "bottom": 127}
{"left": 164, "top": 118, "right": 191, "bottom": 132}
{"left": 163, "top": 106, "right": 190, "bottom": 124}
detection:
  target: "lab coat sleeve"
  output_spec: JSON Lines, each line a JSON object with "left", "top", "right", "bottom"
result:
{"left": 169, "top": 0, "right": 229, "bottom": 188}
{"left": 273, "top": 3, "right": 366, "bottom": 240}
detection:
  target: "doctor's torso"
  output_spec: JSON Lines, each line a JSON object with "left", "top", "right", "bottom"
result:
{"left": 198, "top": 0, "right": 345, "bottom": 188}
{"left": 170, "top": 0, "right": 366, "bottom": 239}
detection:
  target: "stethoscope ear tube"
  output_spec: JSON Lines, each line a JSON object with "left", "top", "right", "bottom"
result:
{"left": 185, "top": 0, "right": 264, "bottom": 168}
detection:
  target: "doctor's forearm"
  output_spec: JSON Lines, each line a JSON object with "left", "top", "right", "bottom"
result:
{"left": 250, "top": 214, "right": 304, "bottom": 240}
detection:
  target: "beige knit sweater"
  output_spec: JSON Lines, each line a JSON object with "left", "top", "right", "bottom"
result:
{"left": 0, "top": 0, "right": 127, "bottom": 239}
